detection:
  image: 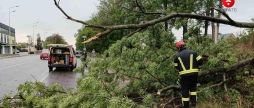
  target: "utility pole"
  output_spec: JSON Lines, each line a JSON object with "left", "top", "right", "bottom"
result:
{"left": 9, "top": 5, "right": 18, "bottom": 54}
{"left": 33, "top": 22, "right": 39, "bottom": 46}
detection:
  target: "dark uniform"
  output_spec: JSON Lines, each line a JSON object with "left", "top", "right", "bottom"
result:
{"left": 174, "top": 41, "right": 203, "bottom": 108}
{"left": 82, "top": 51, "right": 87, "bottom": 61}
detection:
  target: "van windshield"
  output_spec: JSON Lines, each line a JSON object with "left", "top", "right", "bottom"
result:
{"left": 51, "top": 47, "right": 70, "bottom": 54}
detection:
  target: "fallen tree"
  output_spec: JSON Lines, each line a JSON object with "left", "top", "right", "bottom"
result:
{"left": 157, "top": 58, "right": 254, "bottom": 94}
{"left": 53, "top": 0, "right": 254, "bottom": 43}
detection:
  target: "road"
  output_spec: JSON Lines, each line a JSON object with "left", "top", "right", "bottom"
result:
{"left": 0, "top": 55, "right": 82, "bottom": 99}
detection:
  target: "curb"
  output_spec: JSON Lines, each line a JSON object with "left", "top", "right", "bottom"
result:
{"left": 0, "top": 54, "right": 38, "bottom": 59}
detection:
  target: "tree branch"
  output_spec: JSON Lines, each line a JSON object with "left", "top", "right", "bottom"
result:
{"left": 54, "top": 0, "right": 254, "bottom": 44}
{"left": 135, "top": 0, "right": 146, "bottom": 13}
{"left": 157, "top": 58, "right": 254, "bottom": 94}
{"left": 54, "top": 0, "right": 105, "bottom": 29}
{"left": 125, "top": 27, "right": 146, "bottom": 37}
{"left": 122, "top": 6, "right": 162, "bottom": 15}
{"left": 82, "top": 29, "right": 113, "bottom": 44}
{"left": 199, "top": 79, "right": 229, "bottom": 91}
{"left": 212, "top": 7, "right": 234, "bottom": 22}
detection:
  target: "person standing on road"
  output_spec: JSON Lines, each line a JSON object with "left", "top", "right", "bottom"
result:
{"left": 82, "top": 50, "right": 87, "bottom": 61}
{"left": 91, "top": 49, "right": 96, "bottom": 60}
{"left": 174, "top": 40, "right": 204, "bottom": 108}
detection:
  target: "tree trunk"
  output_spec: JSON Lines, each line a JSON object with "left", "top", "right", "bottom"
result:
{"left": 216, "top": 1, "right": 222, "bottom": 44}
{"left": 158, "top": 58, "right": 254, "bottom": 94}
{"left": 163, "top": 0, "right": 168, "bottom": 31}
{"left": 204, "top": 7, "right": 210, "bottom": 37}
{"left": 211, "top": 8, "right": 215, "bottom": 42}
{"left": 182, "top": 19, "right": 188, "bottom": 41}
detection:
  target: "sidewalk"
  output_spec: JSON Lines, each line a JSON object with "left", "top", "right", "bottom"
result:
{"left": 0, "top": 52, "right": 37, "bottom": 59}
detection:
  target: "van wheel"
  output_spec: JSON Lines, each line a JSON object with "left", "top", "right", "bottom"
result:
{"left": 70, "top": 67, "right": 74, "bottom": 71}
{"left": 49, "top": 67, "right": 53, "bottom": 71}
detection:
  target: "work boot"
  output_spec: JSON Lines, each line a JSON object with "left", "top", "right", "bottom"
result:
{"left": 183, "top": 101, "right": 190, "bottom": 108}
{"left": 191, "top": 103, "right": 196, "bottom": 108}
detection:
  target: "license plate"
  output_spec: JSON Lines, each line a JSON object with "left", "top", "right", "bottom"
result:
{"left": 44, "top": 54, "right": 47, "bottom": 56}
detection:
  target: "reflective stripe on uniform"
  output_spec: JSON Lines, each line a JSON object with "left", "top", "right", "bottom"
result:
{"left": 178, "top": 57, "right": 186, "bottom": 70}
{"left": 190, "top": 54, "right": 193, "bottom": 69}
{"left": 174, "top": 63, "right": 178, "bottom": 66}
{"left": 179, "top": 69, "right": 199, "bottom": 75}
{"left": 182, "top": 97, "right": 189, "bottom": 101}
{"left": 190, "top": 92, "right": 197, "bottom": 95}
{"left": 196, "top": 55, "right": 202, "bottom": 61}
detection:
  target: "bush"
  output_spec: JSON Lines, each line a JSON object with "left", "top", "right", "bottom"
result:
{"left": 28, "top": 52, "right": 34, "bottom": 54}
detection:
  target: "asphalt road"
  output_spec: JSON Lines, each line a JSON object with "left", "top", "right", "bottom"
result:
{"left": 0, "top": 55, "right": 82, "bottom": 99}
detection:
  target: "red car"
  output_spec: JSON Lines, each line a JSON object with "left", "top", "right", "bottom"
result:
{"left": 40, "top": 49, "right": 49, "bottom": 60}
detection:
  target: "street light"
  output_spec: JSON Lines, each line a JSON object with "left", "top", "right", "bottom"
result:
{"left": 44, "top": 29, "right": 49, "bottom": 41}
{"left": 82, "top": 36, "right": 86, "bottom": 51}
{"left": 33, "top": 22, "right": 39, "bottom": 46}
{"left": 9, "top": 5, "right": 18, "bottom": 54}
{"left": 44, "top": 29, "right": 49, "bottom": 48}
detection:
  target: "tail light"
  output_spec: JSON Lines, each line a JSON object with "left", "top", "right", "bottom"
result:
{"left": 69, "top": 57, "right": 73, "bottom": 63}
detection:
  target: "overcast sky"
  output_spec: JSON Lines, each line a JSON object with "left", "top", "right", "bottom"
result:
{"left": 0, "top": 0, "right": 254, "bottom": 49}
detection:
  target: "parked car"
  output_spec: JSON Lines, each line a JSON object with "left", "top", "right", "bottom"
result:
{"left": 40, "top": 49, "right": 49, "bottom": 60}
{"left": 75, "top": 51, "right": 83, "bottom": 58}
{"left": 47, "top": 44, "right": 77, "bottom": 71}
{"left": 16, "top": 50, "right": 19, "bottom": 53}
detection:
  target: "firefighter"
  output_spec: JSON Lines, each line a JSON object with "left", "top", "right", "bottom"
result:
{"left": 174, "top": 40, "right": 204, "bottom": 108}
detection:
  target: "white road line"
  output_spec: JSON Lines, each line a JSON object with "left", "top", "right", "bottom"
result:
{"left": 40, "top": 71, "right": 52, "bottom": 82}
{"left": 0, "top": 60, "right": 36, "bottom": 71}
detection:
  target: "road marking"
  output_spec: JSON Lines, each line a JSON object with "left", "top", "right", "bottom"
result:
{"left": 0, "top": 60, "right": 36, "bottom": 71}
{"left": 40, "top": 71, "right": 52, "bottom": 82}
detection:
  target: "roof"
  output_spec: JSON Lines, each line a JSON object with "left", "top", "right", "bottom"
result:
{"left": 0, "top": 22, "right": 15, "bottom": 33}
{"left": 218, "top": 33, "right": 235, "bottom": 40}
{"left": 206, "top": 33, "right": 235, "bottom": 40}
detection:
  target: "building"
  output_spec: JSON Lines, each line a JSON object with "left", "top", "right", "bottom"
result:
{"left": 217, "top": 33, "right": 236, "bottom": 41}
{"left": 206, "top": 33, "right": 236, "bottom": 41}
{"left": 0, "top": 22, "right": 16, "bottom": 54}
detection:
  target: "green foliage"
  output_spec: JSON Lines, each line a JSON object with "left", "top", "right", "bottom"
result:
{"left": 36, "top": 37, "right": 43, "bottom": 50}
{"left": 3, "top": 0, "right": 254, "bottom": 107}
{"left": 28, "top": 52, "right": 34, "bottom": 54}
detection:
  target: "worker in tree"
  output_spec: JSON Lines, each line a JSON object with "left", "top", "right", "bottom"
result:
{"left": 174, "top": 40, "right": 204, "bottom": 108}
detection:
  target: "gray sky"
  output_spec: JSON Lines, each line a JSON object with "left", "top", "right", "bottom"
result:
{"left": 0, "top": 0, "right": 253, "bottom": 49}
{"left": 0, "top": 0, "right": 99, "bottom": 49}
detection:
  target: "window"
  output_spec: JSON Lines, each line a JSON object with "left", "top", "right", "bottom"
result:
{"left": 4, "top": 29, "right": 7, "bottom": 34}
{"left": 4, "top": 35, "right": 6, "bottom": 43}
{"left": 11, "top": 32, "right": 15, "bottom": 37}
{"left": 6, "top": 35, "right": 10, "bottom": 43}
{"left": 72, "top": 48, "right": 75, "bottom": 55}
{"left": 0, "top": 34, "right": 2, "bottom": 43}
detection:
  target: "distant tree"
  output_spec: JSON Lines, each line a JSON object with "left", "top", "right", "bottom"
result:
{"left": 36, "top": 37, "right": 43, "bottom": 50}
{"left": 20, "top": 44, "right": 27, "bottom": 48}
{"left": 45, "top": 33, "right": 68, "bottom": 46}
{"left": 16, "top": 43, "right": 27, "bottom": 50}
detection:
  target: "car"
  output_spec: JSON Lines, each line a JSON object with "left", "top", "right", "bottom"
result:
{"left": 75, "top": 51, "right": 83, "bottom": 58}
{"left": 47, "top": 44, "right": 77, "bottom": 71}
{"left": 16, "top": 50, "right": 19, "bottom": 53}
{"left": 40, "top": 49, "right": 49, "bottom": 60}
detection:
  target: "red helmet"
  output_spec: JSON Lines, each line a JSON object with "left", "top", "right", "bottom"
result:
{"left": 176, "top": 40, "right": 185, "bottom": 49}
